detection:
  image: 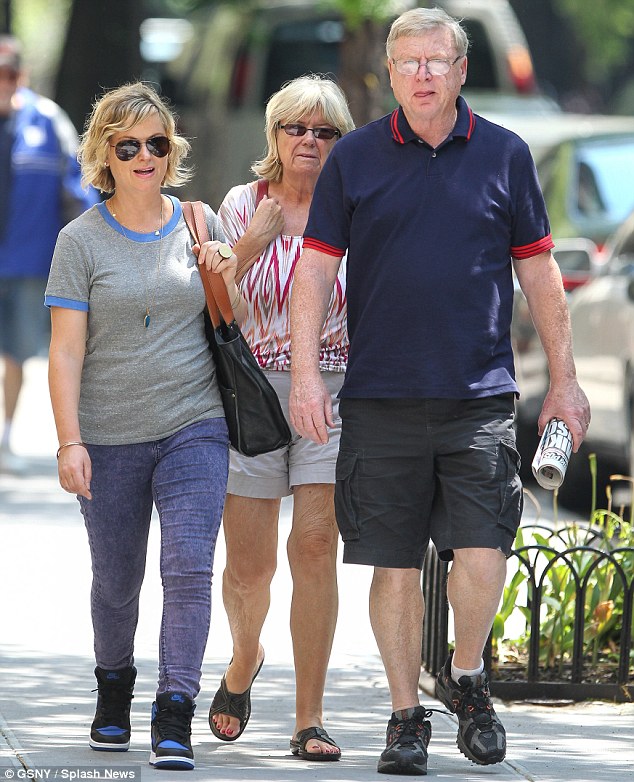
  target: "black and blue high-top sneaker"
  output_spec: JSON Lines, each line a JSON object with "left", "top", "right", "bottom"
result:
{"left": 90, "top": 666, "right": 136, "bottom": 751}
{"left": 149, "top": 692, "right": 195, "bottom": 770}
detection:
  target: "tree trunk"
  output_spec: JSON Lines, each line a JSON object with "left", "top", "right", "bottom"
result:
{"left": 339, "top": 18, "right": 392, "bottom": 126}
{"left": 55, "top": 0, "right": 144, "bottom": 134}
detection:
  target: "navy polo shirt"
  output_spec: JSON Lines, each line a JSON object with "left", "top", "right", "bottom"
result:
{"left": 303, "top": 96, "right": 553, "bottom": 399}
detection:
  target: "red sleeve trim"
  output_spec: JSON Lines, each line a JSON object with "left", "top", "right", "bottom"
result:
{"left": 303, "top": 237, "right": 345, "bottom": 257}
{"left": 511, "top": 234, "right": 554, "bottom": 260}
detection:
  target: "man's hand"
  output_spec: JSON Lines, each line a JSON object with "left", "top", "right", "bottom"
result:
{"left": 538, "top": 380, "right": 590, "bottom": 453}
{"left": 289, "top": 372, "right": 335, "bottom": 445}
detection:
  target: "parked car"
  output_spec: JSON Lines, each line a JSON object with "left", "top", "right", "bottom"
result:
{"left": 563, "top": 209, "right": 634, "bottom": 502}
{"left": 164, "top": 0, "right": 543, "bottom": 206}
{"left": 511, "top": 238, "right": 598, "bottom": 476}
{"left": 538, "top": 130, "right": 634, "bottom": 251}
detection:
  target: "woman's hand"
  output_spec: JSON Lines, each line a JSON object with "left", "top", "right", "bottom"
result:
{"left": 57, "top": 445, "right": 93, "bottom": 500}
{"left": 196, "top": 240, "right": 239, "bottom": 288}
{"left": 249, "top": 194, "right": 284, "bottom": 247}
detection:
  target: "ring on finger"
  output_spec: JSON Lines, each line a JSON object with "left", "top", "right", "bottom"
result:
{"left": 217, "top": 243, "right": 232, "bottom": 259}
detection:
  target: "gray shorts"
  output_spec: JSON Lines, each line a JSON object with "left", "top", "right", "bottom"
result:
{"left": 0, "top": 277, "right": 49, "bottom": 363}
{"left": 335, "top": 395, "right": 523, "bottom": 568}
{"left": 227, "top": 370, "right": 344, "bottom": 499}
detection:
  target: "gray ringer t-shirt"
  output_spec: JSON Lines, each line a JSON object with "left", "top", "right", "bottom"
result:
{"left": 45, "top": 196, "right": 225, "bottom": 445}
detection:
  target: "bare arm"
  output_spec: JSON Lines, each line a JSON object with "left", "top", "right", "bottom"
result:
{"left": 290, "top": 247, "right": 343, "bottom": 444}
{"left": 48, "top": 307, "right": 92, "bottom": 498}
{"left": 513, "top": 251, "right": 590, "bottom": 451}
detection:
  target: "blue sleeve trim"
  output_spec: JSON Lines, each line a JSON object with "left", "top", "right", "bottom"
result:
{"left": 45, "top": 295, "right": 89, "bottom": 311}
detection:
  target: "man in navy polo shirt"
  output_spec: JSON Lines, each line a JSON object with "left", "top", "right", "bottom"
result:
{"left": 289, "top": 7, "right": 590, "bottom": 778}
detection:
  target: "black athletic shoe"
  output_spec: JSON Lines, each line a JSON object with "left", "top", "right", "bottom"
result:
{"left": 377, "top": 706, "right": 432, "bottom": 776}
{"left": 90, "top": 666, "right": 136, "bottom": 751}
{"left": 435, "top": 653, "right": 506, "bottom": 765}
{"left": 149, "top": 692, "right": 195, "bottom": 770}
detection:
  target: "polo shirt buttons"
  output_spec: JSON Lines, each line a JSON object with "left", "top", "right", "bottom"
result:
{"left": 432, "top": 152, "right": 437, "bottom": 157}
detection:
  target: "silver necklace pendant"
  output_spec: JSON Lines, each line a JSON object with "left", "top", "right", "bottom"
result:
{"left": 108, "top": 197, "right": 163, "bottom": 330}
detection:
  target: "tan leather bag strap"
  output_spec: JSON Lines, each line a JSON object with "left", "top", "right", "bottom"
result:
{"left": 255, "top": 178, "right": 268, "bottom": 207}
{"left": 235, "top": 179, "right": 269, "bottom": 281}
{"left": 182, "top": 200, "right": 235, "bottom": 328}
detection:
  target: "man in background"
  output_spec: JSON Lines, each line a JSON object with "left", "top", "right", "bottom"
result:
{"left": 0, "top": 35, "right": 96, "bottom": 473}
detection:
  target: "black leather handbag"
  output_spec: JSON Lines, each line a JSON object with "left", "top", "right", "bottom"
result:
{"left": 182, "top": 200, "right": 292, "bottom": 457}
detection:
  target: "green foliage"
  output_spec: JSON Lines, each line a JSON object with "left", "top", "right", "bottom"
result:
{"left": 494, "top": 458, "right": 634, "bottom": 678}
{"left": 159, "top": 0, "right": 401, "bottom": 27}
{"left": 320, "top": 0, "right": 400, "bottom": 30}
{"left": 13, "top": 0, "right": 72, "bottom": 95}
{"left": 554, "top": 0, "right": 634, "bottom": 83}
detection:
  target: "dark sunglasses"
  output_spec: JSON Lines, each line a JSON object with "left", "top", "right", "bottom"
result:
{"left": 279, "top": 123, "right": 341, "bottom": 140}
{"left": 110, "top": 135, "right": 170, "bottom": 162}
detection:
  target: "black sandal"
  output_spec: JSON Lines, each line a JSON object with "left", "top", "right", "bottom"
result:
{"left": 290, "top": 726, "right": 341, "bottom": 761}
{"left": 208, "top": 657, "right": 264, "bottom": 742}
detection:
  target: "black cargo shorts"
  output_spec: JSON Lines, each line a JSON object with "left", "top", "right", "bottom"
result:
{"left": 334, "top": 394, "right": 522, "bottom": 568}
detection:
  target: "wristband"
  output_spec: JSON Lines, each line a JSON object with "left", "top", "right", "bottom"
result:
{"left": 56, "top": 441, "right": 87, "bottom": 459}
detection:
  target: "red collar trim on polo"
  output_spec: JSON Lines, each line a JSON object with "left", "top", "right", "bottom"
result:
{"left": 390, "top": 97, "right": 476, "bottom": 145}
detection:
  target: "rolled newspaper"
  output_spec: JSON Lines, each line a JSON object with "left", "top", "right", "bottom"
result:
{"left": 531, "top": 418, "right": 573, "bottom": 490}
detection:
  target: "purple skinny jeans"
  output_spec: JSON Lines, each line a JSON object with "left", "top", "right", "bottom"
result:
{"left": 78, "top": 418, "right": 229, "bottom": 700}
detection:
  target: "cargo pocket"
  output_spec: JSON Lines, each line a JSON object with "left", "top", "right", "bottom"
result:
{"left": 335, "top": 449, "right": 361, "bottom": 541}
{"left": 497, "top": 438, "right": 523, "bottom": 536}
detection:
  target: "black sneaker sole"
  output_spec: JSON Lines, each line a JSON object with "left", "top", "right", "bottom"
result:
{"left": 89, "top": 736, "right": 130, "bottom": 752}
{"left": 378, "top": 752, "right": 427, "bottom": 776}
{"left": 149, "top": 751, "right": 195, "bottom": 770}
{"left": 456, "top": 734, "right": 506, "bottom": 766}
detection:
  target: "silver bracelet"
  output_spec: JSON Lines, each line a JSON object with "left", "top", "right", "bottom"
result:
{"left": 56, "top": 441, "right": 87, "bottom": 459}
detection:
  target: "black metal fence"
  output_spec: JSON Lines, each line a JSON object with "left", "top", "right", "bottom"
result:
{"left": 421, "top": 524, "right": 634, "bottom": 702}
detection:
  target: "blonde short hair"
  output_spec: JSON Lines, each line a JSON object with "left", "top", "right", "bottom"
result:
{"left": 386, "top": 7, "right": 469, "bottom": 59}
{"left": 252, "top": 74, "right": 355, "bottom": 183}
{"left": 79, "top": 82, "right": 191, "bottom": 193}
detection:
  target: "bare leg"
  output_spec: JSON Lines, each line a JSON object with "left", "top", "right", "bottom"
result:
{"left": 448, "top": 548, "right": 507, "bottom": 669}
{"left": 288, "top": 483, "right": 339, "bottom": 755}
{"left": 370, "top": 567, "right": 424, "bottom": 712}
{"left": 211, "top": 494, "right": 279, "bottom": 738}
{"left": 2, "top": 356, "right": 23, "bottom": 434}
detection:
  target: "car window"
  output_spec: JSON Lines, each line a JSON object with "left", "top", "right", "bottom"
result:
{"left": 461, "top": 21, "right": 496, "bottom": 90}
{"left": 573, "top": 138, "right": 634, "bottom": 224}
{"left": 262, "top": 20, "right": 343, "bottom": 107}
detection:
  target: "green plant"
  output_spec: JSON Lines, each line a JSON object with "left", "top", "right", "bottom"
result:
{"left": 494, "top": 455, "right": 634, "bottom": 680}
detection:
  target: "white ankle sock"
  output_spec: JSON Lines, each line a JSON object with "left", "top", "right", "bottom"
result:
{"left": 451, "top": 658, "right": 484, "bottom": 681}
{"left": 1, "top": 421, "right": 12, "bottom": 450}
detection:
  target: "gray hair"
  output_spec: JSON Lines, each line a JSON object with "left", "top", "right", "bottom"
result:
{"left": 252, "top": 74, "right": 355, "bottom": 183}
{"left": 386, "top": 7, "right": 469, "bottom": 59}
{"left": 79, "top": 82, "right": 191, "bottom": 193}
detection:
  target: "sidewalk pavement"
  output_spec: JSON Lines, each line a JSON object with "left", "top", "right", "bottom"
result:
{"left": 1, "top": 357, "right": 633, "bottom": 782}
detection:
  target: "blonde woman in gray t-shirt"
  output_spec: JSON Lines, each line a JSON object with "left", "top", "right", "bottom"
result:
{"left": 46, "top": 82, "right": 244, "bottom": 771}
